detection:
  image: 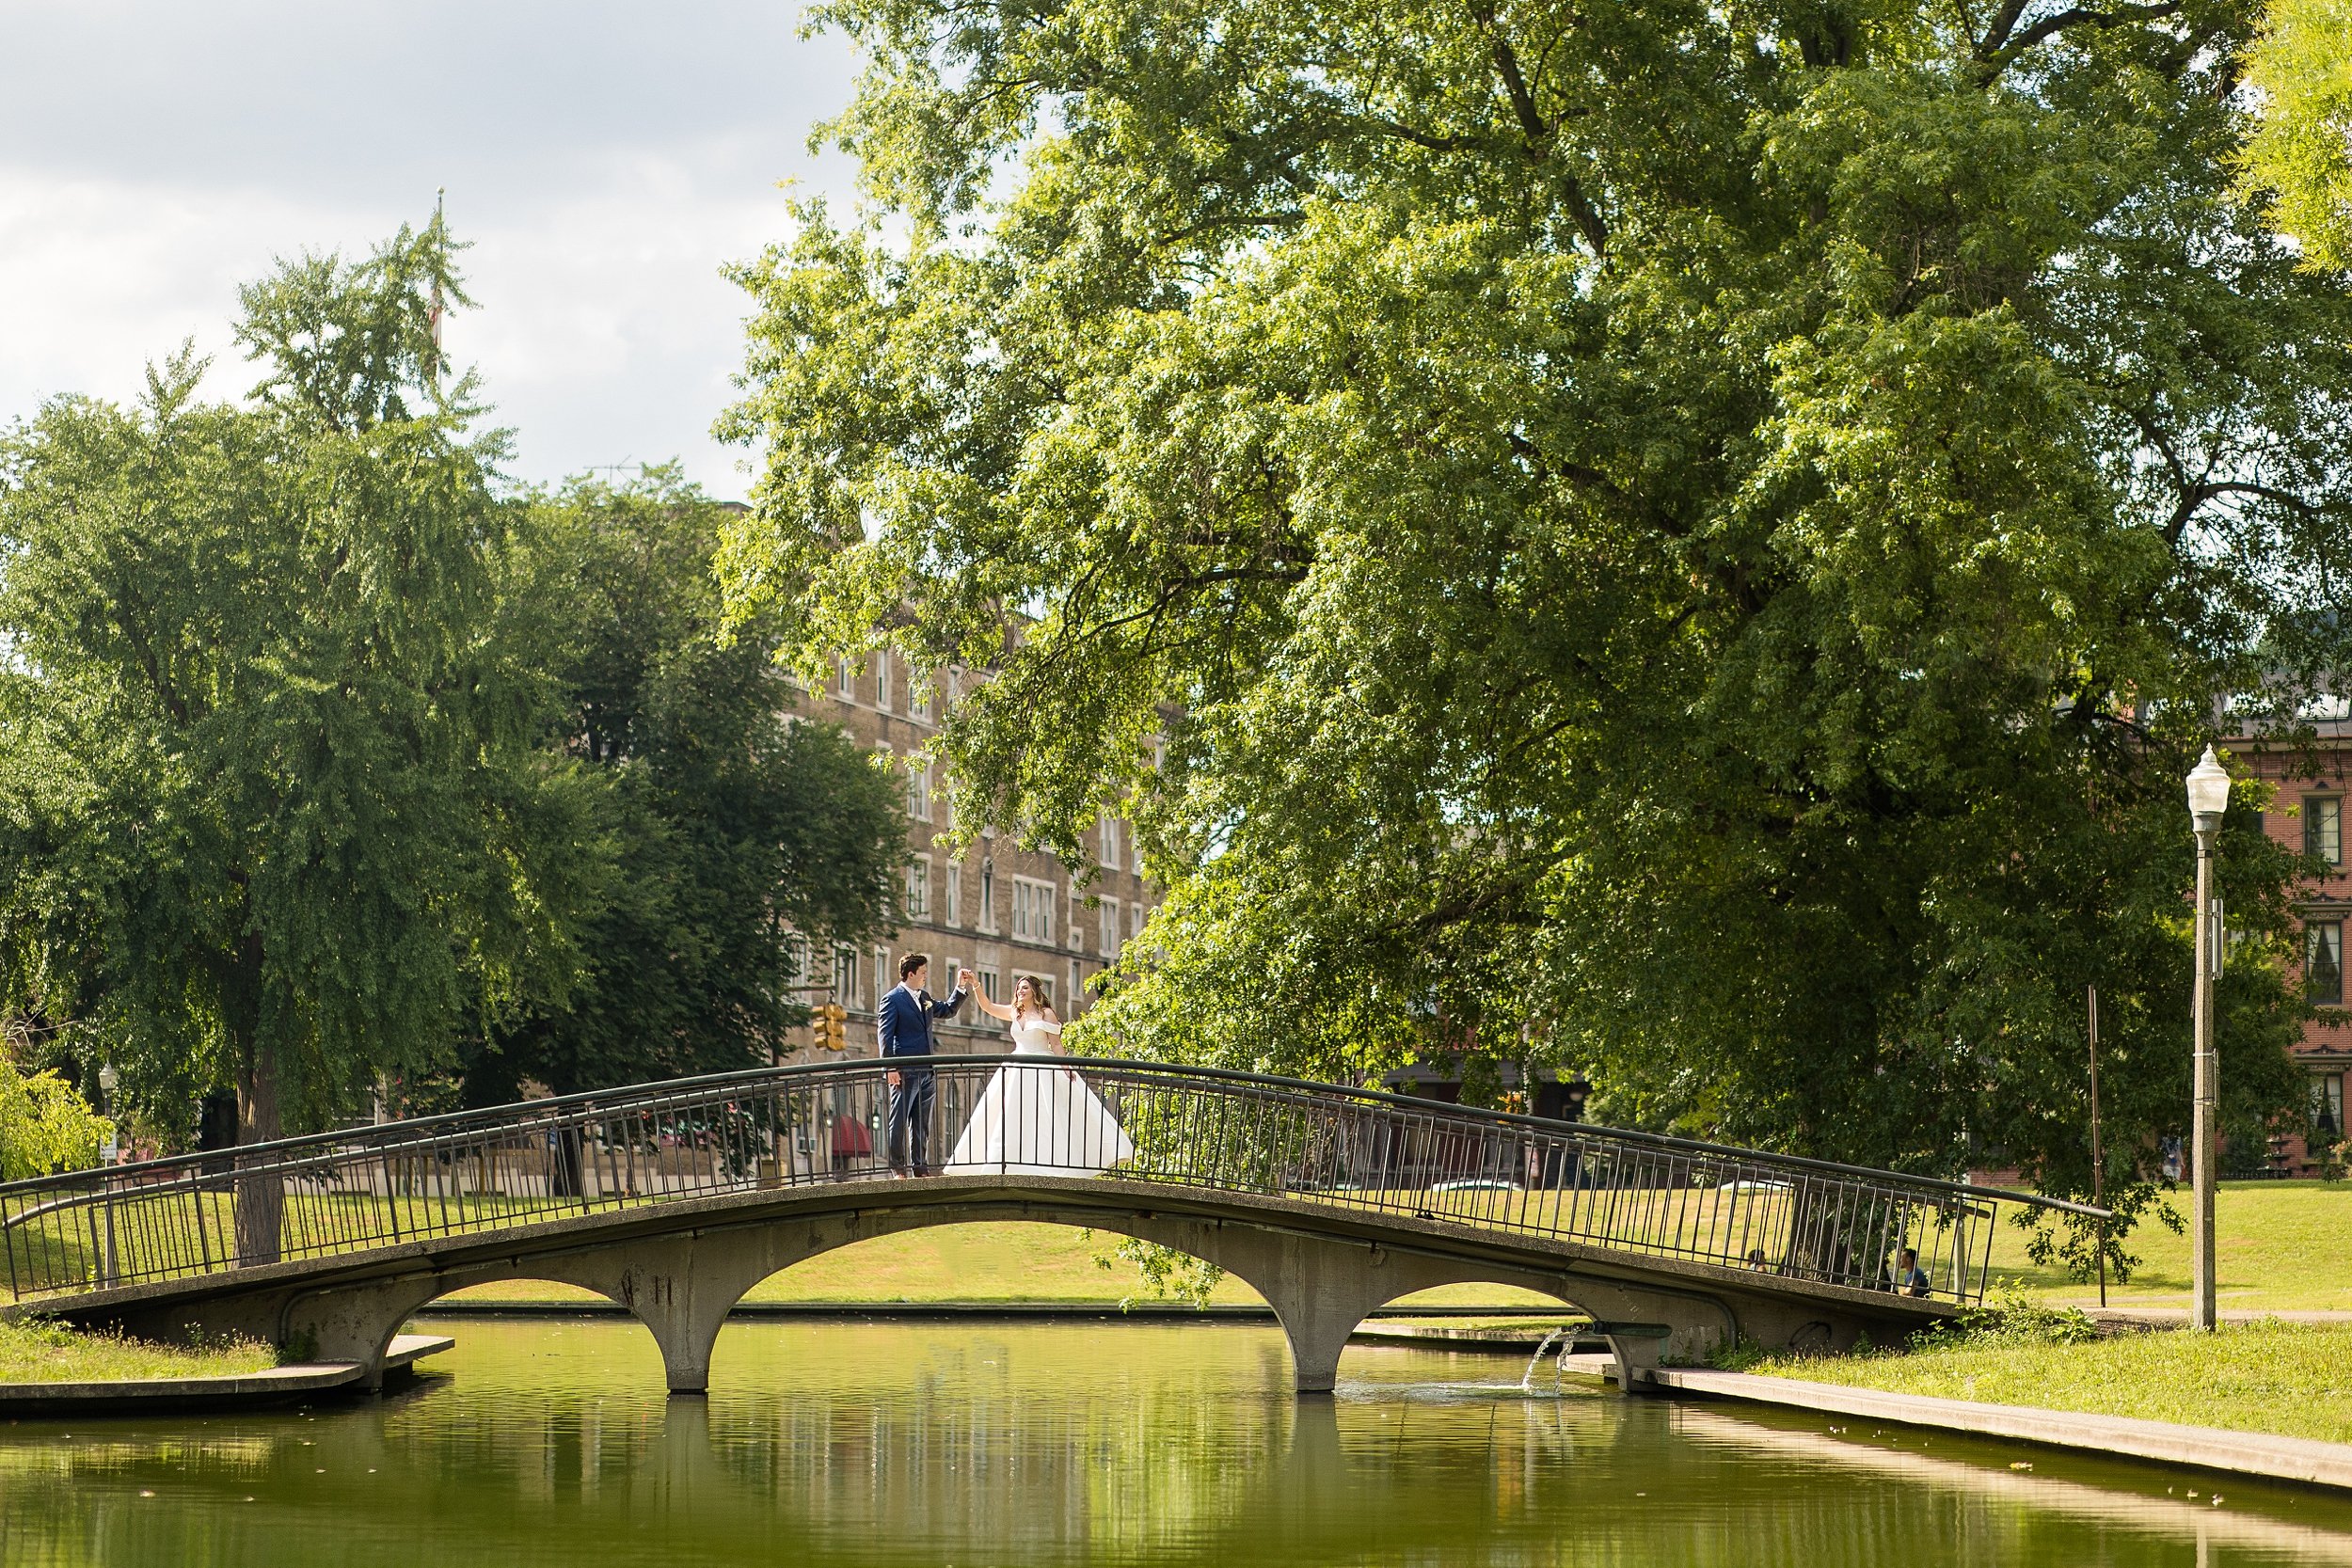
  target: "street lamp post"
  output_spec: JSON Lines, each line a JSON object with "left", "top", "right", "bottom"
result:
{"left": 2186, "top": 745, "right": 2232, "bottom": 1333}
{"left": 95, "top": 1062, "right": 119, "bottom": 1160}
{"left": 94, "top": 1062, "right": 119, "bottom": 1287}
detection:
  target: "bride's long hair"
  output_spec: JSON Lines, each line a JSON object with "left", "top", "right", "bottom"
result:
{"left": 1013, "top": 974, "right": 1055, "bottom": 1021}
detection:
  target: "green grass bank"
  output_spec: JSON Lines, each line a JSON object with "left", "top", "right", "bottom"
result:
{"left": 1990, "top": 1180, "right": 2352, "bottom": 1313}
{"left": 1740, "top": 1320, "right": 2352, "bottom": 1446}
{"left": 0, "top": 1319, "right": 274, "bottom": 1385}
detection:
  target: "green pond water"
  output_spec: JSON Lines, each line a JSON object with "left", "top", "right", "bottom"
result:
{"left": 4, "top": 1320, "right": 2352, "bottom": 1565}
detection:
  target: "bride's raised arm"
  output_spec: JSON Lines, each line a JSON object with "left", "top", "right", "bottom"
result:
{"left": 972, "top": 983, "right": 1016, "bottom": 1022}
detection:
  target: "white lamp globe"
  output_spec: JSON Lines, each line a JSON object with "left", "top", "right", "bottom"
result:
{"left": 2185, "top": 746, "right": 2232, "bottom": 832}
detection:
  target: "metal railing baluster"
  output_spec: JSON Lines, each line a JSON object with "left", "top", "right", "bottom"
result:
{"left": 0, "top": 1055, "right": 2107, "bottom": 1309}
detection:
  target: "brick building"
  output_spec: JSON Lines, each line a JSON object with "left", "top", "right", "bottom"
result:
{"left": 779, "top": 651, "right": 1155, "bottom": 1064}
{"left": 2232, "top": 712, "right": 2352, "bottom": 1174}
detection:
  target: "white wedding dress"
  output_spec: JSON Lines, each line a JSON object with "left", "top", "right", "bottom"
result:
{"left": 946, "top": 1019, "right": 1136, "bottom": 1176}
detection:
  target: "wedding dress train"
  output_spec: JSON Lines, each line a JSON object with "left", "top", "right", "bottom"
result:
{"left": 946, "top": 1020, "right": 1135, "bottom": 1176}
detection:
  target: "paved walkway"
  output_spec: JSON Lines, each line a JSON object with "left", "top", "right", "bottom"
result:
{"left": 1566, "top": 1354, "right": 2352, "bottom": 1491}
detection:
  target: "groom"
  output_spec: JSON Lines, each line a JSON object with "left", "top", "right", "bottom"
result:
{"left": 878, "top": 952, "right": 971, "bottom": 1177}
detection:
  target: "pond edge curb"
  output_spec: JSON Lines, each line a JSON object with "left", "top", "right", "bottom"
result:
{"left": 0, "top": 1334, "right": 453, "bottom": 1417}
{"left": 1578, "top": 1354, "right": 2352, "bottom": 1493}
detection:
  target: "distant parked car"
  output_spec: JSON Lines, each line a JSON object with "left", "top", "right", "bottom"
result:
{"left": 1428, "top": 1179, "right": 1524, "bottom": 1194}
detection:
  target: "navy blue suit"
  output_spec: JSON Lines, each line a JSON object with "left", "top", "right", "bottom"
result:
{"left": 879, "top": 979, "right": 966, "bottom": 1172}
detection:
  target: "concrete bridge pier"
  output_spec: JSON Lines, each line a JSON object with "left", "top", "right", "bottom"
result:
{"left": 1094, "top": 1214, "right": 1720, "bottom": 1396}
{"left": 102, "top": 1235, "right": 784, "bottom": 1397}
{"left": 1208, "top": 1232, "right": 1434, "bottom": 1395}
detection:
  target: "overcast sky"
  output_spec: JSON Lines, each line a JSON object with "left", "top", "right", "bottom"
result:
{"left": 0, "top": 1, "right": 860, "bottom": 498}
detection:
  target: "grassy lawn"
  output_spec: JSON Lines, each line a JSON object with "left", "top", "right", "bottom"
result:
{"left": 0, "top": 1319, "right": 275, "bottom": 1384}
{"left": 438, "top": 1220, "right": 1565, "bottom": 1308}
{"left": 1988, "top": 1180, "right": 2352, "bottom": 1313}
{"left": 1743, "top": 1321, "right": 2352, "bottom": 1446}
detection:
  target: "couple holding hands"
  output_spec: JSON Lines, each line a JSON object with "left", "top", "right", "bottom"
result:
{"left": 875, "top": 953, "right": 1134, "bottom": 1178}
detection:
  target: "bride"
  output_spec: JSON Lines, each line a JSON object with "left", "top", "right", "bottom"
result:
{"left": 946, "top": 975, "right": 1135, "bottom": 1176}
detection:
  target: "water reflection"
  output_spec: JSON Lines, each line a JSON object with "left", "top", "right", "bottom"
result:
{"left": 0, "top": 1322, "right": 2348, "bottom": 1566}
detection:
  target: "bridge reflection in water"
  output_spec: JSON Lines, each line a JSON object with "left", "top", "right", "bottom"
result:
{"left": 4, "top": 1322, "right": 2346, "bottom": 1568}
{"left": 0, "top": 1057, "right": 2102, "bottom": 1392}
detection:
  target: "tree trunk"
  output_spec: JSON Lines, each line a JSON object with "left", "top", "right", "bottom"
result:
{"left": 233, "top": 1045, "right": 284, "bottom": 1265}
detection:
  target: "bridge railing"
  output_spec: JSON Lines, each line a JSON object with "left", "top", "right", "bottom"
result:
{"left": 0, "top": 1055, "right": 2103, "bottom": 1307}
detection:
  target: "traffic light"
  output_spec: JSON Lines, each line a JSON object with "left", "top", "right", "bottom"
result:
{"left": 813, "top": 1004, "right": 848, "bottom": 1051}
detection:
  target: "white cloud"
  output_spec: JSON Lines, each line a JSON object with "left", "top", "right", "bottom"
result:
{"left": 0, "top": 1, "right": 863, "bottom": 496}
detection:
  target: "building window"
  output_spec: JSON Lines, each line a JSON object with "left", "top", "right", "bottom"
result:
{"left": 2310, "top": 921, "right": 2344, "bottom": 1006}
{"left": 946, "top": 857, "right": 962, "bottom": 927}
{"left": 2309, "top": 797, "right": 2344, "bottom": 865}
{"left": 977, "top": 963, "right": 1000, "bottom": 1004}
{"left": 2312, "top": 1073, "right": 2344, "bottom": 1146}
{"left": 943, "top": 957, "right": 963, "bottom": 1001}
{"left": 874, "top": 650, "right": 893, "bottom": 712}
{"left": 1100, "top": 896, "right": 1120, "bottom": 956}
{"left": 834, "top": 945, "right": 858, "bottom": 1008}
{"left": 906, "top": 859, "right": 931, "bottom": 921}
{"left": 908, "top": 760, "right": 932, "bottom": 822}
{"left": 1012, "top": 876, "right": 1057, "bottom": 945}
{"left": 1130, "top": 903, "right": 1146, "bottom": 944}
{"left": 1099, "top": 811, "right": 1121, "bottom": 872}
{"left": 836, "top": 657, "right": 855, "bottom": 701}
{"left": 1070, "top": 892, "right": 1085, "bottom": 952}
{"left": 873, "top": 946, "right": 891, "bottom": 1010}
{"left": 978, "top": 858, "right": 996, "bottom": 931}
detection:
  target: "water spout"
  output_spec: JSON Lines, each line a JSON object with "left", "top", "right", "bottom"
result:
{"left": 1518, "top": 1326, "right": 1570, "bottom": 1394}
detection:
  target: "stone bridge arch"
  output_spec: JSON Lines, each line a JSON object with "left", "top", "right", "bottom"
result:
{"left": 120, "top": 1186, "right": 1761, "bottom": 1397}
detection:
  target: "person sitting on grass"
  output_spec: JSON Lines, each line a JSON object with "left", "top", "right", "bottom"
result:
{"left": 1894, "top": 1246, "right": 1931, "bottom": 1298}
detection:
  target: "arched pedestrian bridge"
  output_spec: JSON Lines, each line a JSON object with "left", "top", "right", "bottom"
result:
{"left": 0, "top": 1057, "right": 2102, "bottom": 1394}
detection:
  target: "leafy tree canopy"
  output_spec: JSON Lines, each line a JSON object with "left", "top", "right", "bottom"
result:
{"left": 2239, "top": 0, "right": 2352, "bottom": 270}
{"left": 456, "top": 468, "right": 908, "bottom": 1102}
{"left": 0, "top": 218, "right": 606, "bottom": 1162}
{"left": 721, "top": 0, "right": 2352, "bottom": 1247}
{"left": 0, "top": 1029, "right": 109, "bottom": 1181}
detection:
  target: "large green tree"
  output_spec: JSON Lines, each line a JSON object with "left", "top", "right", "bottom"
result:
{"left": 2239, "top": 0, "right": 2352, "bottom": 269}
{"left": 457, "top": 469, "right": 907, "bottom": 1102}
{"left": 721, "top": 0, "right": 2352, "bottom": 1243}
{"left": 0, "top": 221, "right": 604, "bottom": 1252}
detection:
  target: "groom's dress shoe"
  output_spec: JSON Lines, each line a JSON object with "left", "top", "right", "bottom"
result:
{"left": 888, "top": 1165, "right": 912, "bottom": 1179}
